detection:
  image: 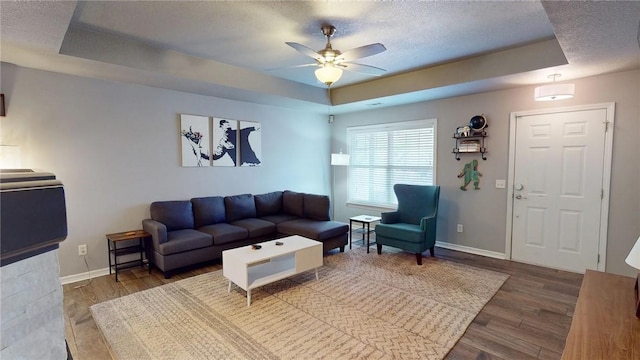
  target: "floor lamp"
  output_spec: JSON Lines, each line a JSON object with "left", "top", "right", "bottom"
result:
{"left": 330, "top": 152, "right": 350, "bottom": 221}
{"left": 625, "top": 235, "right": 640, "bottom": 318}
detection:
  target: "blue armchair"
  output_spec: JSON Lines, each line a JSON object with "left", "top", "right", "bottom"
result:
{"left": 375, "top": 184, "right": 440, "bottom": 265}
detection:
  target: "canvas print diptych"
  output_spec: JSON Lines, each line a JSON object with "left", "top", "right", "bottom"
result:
{"left": 180, "top": 114, "right": 210, "bottom": 167}
{"left": 239, "top": 121, "right": 261, "bottom": 166}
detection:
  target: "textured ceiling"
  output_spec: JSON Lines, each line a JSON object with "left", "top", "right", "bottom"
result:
{"left": 67, "top": 1, "right": 555, "bottom": 85}
{"left": 1, "top": 1, "right": 639, "bottom": 114}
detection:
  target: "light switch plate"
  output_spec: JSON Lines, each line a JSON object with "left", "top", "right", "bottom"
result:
{"left": 495, "top": 179, "right": 506, "bottom": 189}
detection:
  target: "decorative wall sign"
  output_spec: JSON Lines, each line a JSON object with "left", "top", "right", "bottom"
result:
{"left": 458, "top": 159, "right": 482, "bottom": 190}
{"left": 212, "top": 118, "right": 238, "bottom": 166}
{"left": 180, "top": 114, "right": 210, "bottom": 167}
{"left": 239, "top": 121, "right": 261, "bottom": 166}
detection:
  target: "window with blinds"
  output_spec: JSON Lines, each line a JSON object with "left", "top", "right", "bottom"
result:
{"left": 347, "top": 119, "right": 436, "bottom": 208}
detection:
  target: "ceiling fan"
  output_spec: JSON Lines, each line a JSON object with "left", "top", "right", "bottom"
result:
{"left": 285, "top": 25, "right": 387, "bottom": 86}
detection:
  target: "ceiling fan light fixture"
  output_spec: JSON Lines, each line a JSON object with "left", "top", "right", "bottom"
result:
{"left": 534, "top": 74, "right": 575, "bottom": 101}
{"left": 315, "top": 63, "right": 343, "bottom": 86}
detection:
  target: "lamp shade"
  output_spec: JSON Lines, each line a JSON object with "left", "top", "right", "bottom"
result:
{"left": 625, "top": 236, "right": 640, "bottom": 270}
{"left": 534, "top": 83, "right": 575, "bottom": 101}
{"left": 331, "top": 153, "right": 350, "bottom": 166}
{"left": 315, "top": 64, "right": 343, "bottom": 86}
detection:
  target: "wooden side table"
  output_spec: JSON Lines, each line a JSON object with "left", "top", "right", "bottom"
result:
{"left": 349, "top": 215, "right": 381, "bottom": 253}
{"left": 105, "top": 230, "right": 150, "bottom": 282}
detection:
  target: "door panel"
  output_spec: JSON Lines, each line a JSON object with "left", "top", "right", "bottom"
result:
{"left": 511, "top": 109, "right": 606, "bottom": 273}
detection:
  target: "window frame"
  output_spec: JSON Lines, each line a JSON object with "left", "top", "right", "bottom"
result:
{"left": 346, "top": 118, "right": 437, "bottom": 209}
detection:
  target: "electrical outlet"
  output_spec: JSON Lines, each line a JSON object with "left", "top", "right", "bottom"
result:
{"left": 78, "top": 244, "right": 87, "bottom": 256}
{"left": 496, "top": 179, "right": 506, "bottom": 189}
{"left": 457, "top": 224, "right": 463, "bottom": 233}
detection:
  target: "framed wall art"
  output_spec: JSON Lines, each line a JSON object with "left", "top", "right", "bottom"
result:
{"left": 180, "top": 114, "right": 210, "bottom": 167}
{"left": 212, "top": 118, "right": 238, "bottom": 166}
{"left": 239, "top": 121, "right": 261, "bottom": 166}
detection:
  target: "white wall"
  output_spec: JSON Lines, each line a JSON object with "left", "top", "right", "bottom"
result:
{"left": 331, "top": 70, "right": 640, "bottom": 277}
{"left": 2, "top": 63, "right": 638, "bottom": 278}
{"left": 1, "top": 63, "right": 331, "bottom": 277}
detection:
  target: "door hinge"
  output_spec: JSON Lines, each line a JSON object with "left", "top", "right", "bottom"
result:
{"left": 604, "top": 121, "right": 610, "bottom": 132}
{"left": 601, "top": 188, "right": 604, "bottom": 199}
{"left": 597, "top": 254, "right": 600, "bottom": 264}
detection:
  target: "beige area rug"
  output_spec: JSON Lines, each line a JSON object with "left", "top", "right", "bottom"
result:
{"left": 91, "top": 250, "right": 508, "bottom": 360}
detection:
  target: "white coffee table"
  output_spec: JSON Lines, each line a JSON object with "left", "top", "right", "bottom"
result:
{"left": 222, "top": 235, "right": 323, "bottom": 306}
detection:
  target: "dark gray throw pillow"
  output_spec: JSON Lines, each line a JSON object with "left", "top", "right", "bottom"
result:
{"left": 150, "top": 201, "right": 194, "bottom": 231}
{"left": 191, "top": 196, "right": 226, "bottom": 228}
{"left": 255, "top": 191, "right": 283, "bottom": 217}
{"left": 283, "top": 190, "right": 304, "bottom": 218}
{"left": 304, "top": 193, "right": 331, "bottom": 221}
{"left": 225, "top": 194, "right": 257, "bottom": 222}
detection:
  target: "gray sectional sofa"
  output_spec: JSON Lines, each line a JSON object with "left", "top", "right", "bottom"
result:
{"left": 142, "top": 190, "right": 349, "bottom": 278}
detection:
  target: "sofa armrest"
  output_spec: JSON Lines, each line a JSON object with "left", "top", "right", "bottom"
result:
{"left": 143, "top": 219, "right": 168, "bottom": 249}
{"left": 420, "top": 215, "right": 436, "bottom": 229}
{"left": 381, "top": 211, "right": 400, "bottom": 224}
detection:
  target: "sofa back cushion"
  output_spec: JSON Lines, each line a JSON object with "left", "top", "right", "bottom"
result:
{"left": 191, "top": 196, "right": 226, "bottom": 228}
{"left": 303, "top": 193, "right": 331, "bottom": 221}
{"left": 283, "top": 190, "right": 304, "bottom": 218}
{"left": 225, "top": 194, "right": 256, "bottom": 223}
{"left": 255, "top": 191, "right": 283, "bottom": 217}
{"left": 150, "top": 201, "right": 194, "bottom": 231}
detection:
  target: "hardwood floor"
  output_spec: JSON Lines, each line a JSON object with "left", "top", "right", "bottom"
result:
{"left": 63, "top": 243, "right": 582, "bottom": 360}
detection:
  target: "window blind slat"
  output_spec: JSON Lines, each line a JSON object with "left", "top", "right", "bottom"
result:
{"left": 346, "top": 119, "right": 437, "bottom": 207}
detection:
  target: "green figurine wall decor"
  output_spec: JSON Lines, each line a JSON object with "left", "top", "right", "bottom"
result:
{"left": 458, "top": 159, "right": 482, "bottom": 190}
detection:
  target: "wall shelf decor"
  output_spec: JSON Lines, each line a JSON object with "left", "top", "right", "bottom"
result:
{"left": 453, "top": 131, "right": 487, "bottom": 160}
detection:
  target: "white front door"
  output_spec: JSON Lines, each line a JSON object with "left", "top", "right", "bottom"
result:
{"left": 508, "top": 104, "right": 614, "bottom": 273}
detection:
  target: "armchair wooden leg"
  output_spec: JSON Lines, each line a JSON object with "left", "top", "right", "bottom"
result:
{"left": 429, "top": 246, "right": 435, "bottom": 257}
{"left": 377, "top": 244, "right": 382, "bottom": 254}
{"left": 416, "top": 253, "right": 423, "bottom": 265}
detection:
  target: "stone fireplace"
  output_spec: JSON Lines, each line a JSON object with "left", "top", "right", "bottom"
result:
{"left": 1, "top": 170, "right": 69, "bottom": 359}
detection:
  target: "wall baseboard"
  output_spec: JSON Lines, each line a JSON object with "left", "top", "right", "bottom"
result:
{"left": 60, "top": 267, "right": 110, "bottom": 285}
{"left": 60, "top": 244, "right": 503, "bottom": 284}
{"left": 435, "top": 241, "right": 506, "bottom": 260}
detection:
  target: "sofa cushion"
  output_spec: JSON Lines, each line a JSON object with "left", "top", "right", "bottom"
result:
{"left": 278, "top": 219, "right": 349, "bottom": 241}
{"left": 225, "top": 194, "right": 256, "bottom": 223}
{"left": 259, "top": 214, "right": 300, "bottom": 225}
{"left": 255, "top": 191, "right": 283, "bottom": 217}
{"left": 230, "top": 218, "right": 277, "bottom": 238}
{"left": 150, "top": 201, "right": 194, "bottom": 231}
{"left": 303, "top": 193, "right": 331, "bottom": 221}
{"left": 375, "top": 223, "right": 424, "bottom": 243}
{"left": 157, "top": 229, "right": 212, "bottom": 255}
{"left": 191, "top": 196, "right": 226, "bottom": 228}
{"left": 197, "top": 223, "right": 248, "bottom": 245}
{"left": 283, "top": 190, "right": 304, "bottom": 218}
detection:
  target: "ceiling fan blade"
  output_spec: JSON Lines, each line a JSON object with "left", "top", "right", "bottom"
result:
{"left": 285, "top": 42, "right": 324, "bottom": 63}
{"left": 340, "top": 62, "right": 387, "bottom": 76}
{"left": 266, "top": 63, "right": 318, "bottom": 72}
{"left": 338, "top": 43, "right": 386, "bottom": 62}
